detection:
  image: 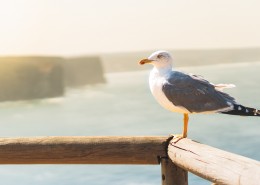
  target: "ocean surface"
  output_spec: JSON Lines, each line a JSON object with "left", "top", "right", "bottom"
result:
{"left": 0, "top": 62, "right": 259, "bottom": 185}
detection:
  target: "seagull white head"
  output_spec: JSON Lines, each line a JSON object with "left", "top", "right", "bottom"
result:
{"left": 139, "top": 50, "right": 173, "bottom": 69}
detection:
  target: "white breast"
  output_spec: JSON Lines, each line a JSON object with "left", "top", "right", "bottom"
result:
{"left": 149, "top": 69, "right": 190, "bottom": 114}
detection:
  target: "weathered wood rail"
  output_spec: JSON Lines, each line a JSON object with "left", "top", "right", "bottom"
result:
{"left": 0, "top": 136, "right": 167, "bottom": 164}
{"left": 168, "top": 138, "right": 260, "bottom": 185}
{"left": 0, "top": 136, "right": 259, "bottom": 185}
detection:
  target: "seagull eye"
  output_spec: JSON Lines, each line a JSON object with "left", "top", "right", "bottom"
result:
{"left": 157, "top": 54, "right": 163, "bottom": 59}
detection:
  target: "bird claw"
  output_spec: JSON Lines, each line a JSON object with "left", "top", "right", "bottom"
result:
{"left": 169, "top": 134, "right": 184, "bottom": 144}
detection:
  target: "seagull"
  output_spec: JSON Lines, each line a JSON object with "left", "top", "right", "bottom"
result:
{"left": 139, "top": 50, "right": 260, "bottom": 142}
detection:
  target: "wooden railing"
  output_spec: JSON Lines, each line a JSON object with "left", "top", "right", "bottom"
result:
{"left": 0, "top": 136, "right": 259, "bottom": 185}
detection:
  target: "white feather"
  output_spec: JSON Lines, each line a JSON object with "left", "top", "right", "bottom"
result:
{"left": 149, "top": 68, "right": 190, "bottom": 114}
{"left": 215, "top": 84, "right": 236, "bottom": 91}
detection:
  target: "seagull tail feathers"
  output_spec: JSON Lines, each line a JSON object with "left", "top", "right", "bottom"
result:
{"left": 221, "top": 104, "right": 260, "bottom": 117}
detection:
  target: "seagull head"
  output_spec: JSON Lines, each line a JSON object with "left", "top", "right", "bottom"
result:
{"left": 139, "top": 50, "right": 173, "bottom": 69}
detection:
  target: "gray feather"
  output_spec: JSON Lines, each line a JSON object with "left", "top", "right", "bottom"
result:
{"left": 162, "top": 71, "right": 236, "bottom": 113}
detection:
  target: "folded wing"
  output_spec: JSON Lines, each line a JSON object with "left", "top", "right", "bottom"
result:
{"left": 162, "top": 71, "right": 237, "bottom": 113}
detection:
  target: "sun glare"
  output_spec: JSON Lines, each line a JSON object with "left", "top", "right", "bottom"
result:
{"left": 0, "top": 0, "right": 260, "bottom": 55}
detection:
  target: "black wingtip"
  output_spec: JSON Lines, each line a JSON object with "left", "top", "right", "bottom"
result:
{"left": 221, "top": 104, "right": 260, "bottom": 117}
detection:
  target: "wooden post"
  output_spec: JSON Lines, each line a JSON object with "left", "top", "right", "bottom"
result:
{"left": 168, "top": 138, "right": 260, "bottom": 185}
{"left": 161, "top": 157, "right": 188, "bottom": 185}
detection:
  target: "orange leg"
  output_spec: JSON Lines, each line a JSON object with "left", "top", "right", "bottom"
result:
{"left": 183, "top": 113, "right": 189, "bottom": 138}
{"left": 171, "top": 113, "right": 189, "bottom": 143}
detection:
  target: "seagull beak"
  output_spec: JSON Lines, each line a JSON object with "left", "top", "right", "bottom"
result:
{"left": 139, "top": 58, "right": 153, "bottom": 65}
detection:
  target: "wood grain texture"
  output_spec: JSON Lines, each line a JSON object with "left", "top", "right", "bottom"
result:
{"left": 168, "top": 138, "right": 260, "bottom": 185}
{"left": 0, "top": 136, "right": 168, "bottom": 164}
{"left": 161, "top": 158, "right": 188, "bottom": 185}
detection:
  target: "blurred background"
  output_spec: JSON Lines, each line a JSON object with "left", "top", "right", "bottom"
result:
{"left": 0, "top": 0, "right": 260, "bottom": 184}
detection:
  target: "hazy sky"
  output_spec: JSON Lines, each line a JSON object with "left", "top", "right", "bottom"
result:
{"left": 1, "top": 0, "right": 260, "bottom": 56}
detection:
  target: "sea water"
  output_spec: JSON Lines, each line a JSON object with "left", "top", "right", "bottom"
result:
{"left": 0, "top": 62, "right": 259, "bottom": 185}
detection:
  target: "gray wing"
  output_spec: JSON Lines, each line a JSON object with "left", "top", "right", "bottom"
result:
{"left": 162, "top": 71, "right": 236, "bottom": 113}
